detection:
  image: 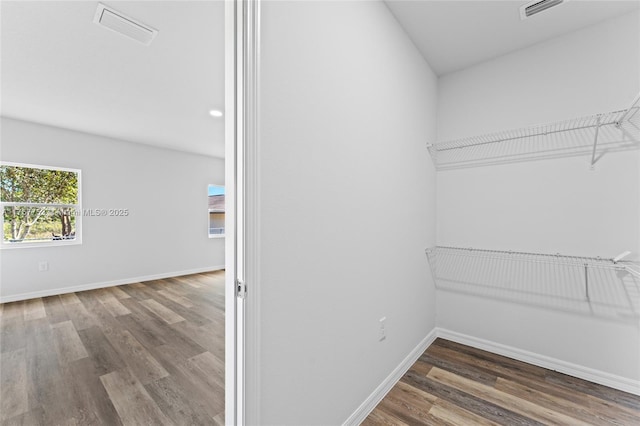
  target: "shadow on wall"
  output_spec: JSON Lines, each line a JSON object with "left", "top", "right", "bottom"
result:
{"left": 426, "top": 246, "right": 640, "bottom": 323}
{"left": 427, "top": 105, "right": 640, "bottom": 171}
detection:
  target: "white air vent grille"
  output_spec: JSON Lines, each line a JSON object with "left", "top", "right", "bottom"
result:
{"left": 520, "top": 0, "right": 567, "bottom": 20}
{"left": 94, "top": 4, "right": 158, "bottom": 45}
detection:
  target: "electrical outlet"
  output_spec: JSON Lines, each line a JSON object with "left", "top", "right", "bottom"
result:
{"left": 379, "top": 316, "right": 386, "bottom": 341}
{"left": 38, "top": 261, "right": 49, "bottom": 272}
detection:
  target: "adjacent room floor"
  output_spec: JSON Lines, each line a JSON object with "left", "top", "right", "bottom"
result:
{"left": 0, "top": 271, "right": 225, "bottom": 425}
{"left": 364, "top": 338, "right": 640, "bottom": 425}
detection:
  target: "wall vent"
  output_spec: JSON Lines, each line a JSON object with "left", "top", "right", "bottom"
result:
{"left": 520, "top": 0, "right": 567, "bottom": 20}
{"left": 93, "top": 3, "right": 158, "bottom": 45}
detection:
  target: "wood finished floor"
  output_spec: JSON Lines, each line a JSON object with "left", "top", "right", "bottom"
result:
{"left": 364, "top": 338, "right": 640, "bottom": 426}
{"left": 0, "top": 271, "right": 225, "bottom": 425}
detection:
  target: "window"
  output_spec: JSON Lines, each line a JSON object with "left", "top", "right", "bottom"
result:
{"left": 208, "top": 184, "right": 225, "bottom": 238}
{"left": 1, "top": 162, "right": 81, "bottom": 248}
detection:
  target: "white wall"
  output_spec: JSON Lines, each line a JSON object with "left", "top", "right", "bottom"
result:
{"left": 248, "top": 1, "right": 438, "bottom": 424}
{"left": 0, "top": 117, "right": 225, "bottom": 301}
{"left": 436, "top": 11, "right": 640, "bottom": 382}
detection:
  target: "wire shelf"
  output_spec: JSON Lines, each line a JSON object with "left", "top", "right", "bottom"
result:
{"left": 427, "top": 94, "right": 640, "bottom": 170}
{"left": 425, "top": 246, "right": 640, "bottom": 320}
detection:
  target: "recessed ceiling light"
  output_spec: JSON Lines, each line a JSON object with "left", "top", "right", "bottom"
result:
{"left": 209, "top": 110, "right": 223, "bottom": 118}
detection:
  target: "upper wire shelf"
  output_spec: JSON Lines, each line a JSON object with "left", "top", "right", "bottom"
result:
{"left": 427, "top": 93, "right": 640, "bottom": 170}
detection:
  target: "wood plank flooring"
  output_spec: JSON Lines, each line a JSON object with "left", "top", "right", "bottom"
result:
{"left": 0, "top": 271, "right": 225, "bottom": 426}
{"left": 364, "top": 338, "right": 640, "bottom": 425}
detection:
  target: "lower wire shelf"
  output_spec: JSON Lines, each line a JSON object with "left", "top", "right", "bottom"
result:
{"left": 425, "top": 246, "right": 640, "bottom": 320}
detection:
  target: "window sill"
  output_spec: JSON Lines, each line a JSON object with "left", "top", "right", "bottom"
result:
{"left": 1, "top": 239, "right": 82, "bottom": 250}
{"left": 209, "top": 234, "right": 225, "bottom": 239}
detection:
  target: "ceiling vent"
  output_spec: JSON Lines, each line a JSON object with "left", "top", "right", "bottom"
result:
{"left": 520, "top": 0, "right": 567, "bottom": 20}
{"left": 93, "top": 3, "right": 158, "bottom": 45}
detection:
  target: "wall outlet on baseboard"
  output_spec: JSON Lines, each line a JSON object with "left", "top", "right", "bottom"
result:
{"left": 379, "top": 316, "right": 386, "bottom": 341}
{"left": 38, "top": 261, "right": 49, "bottom": 272}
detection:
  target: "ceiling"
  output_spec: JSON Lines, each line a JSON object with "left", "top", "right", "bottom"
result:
{"left": 2, "top": 1, "right": 638, "bottom": 158}
{"left": 1, "top": 1, "right": 225, "bottom": 158}
{"left": 387, "top": 0, "right": 640, "bottom": 76}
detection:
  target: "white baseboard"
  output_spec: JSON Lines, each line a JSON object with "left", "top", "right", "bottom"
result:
{"left": 342, "top": 328, "right": 438, "bottom": 426}
{"left": 436, "top": 328, "right": 640, "bottom": 396}
{"left": 0, "top": 265, "right": 225, "bottom": 303}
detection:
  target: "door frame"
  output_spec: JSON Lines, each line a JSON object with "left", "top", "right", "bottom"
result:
{"left": 224, "top": 0, "right": 242, "bottom": 423}
{"left": 225, "top": 0, "right": 260, "bottom": 423}
{"left": 225, "top": 0, "right": 261, "bottom": 426}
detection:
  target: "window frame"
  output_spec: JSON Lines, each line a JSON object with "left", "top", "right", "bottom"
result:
{"left": 208, "top": 184, "right": 225, "bottom": 239}
{"left": 1, "top": 161, "right": 82, "bottom": 249}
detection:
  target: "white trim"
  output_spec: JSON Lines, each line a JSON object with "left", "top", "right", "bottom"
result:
{"left": 242, "top": 0, "right": 262, "bottom": 424}
{"left": 435, "top": 328, "right": 640, "bottom": 396}
{"left": 342, "top": 329, "right": 439, "bottom": 426}
{"left": 0, "top": 265, "right": 224, "bottom": 303}
{"left": 0, "top": 161, "right": 79, "bottom": 173}
{"left": 225, "top": 0, "right": 240, "bottom": 424}
{"left": 1, "top": 202, "right": 77, "bottom": 208}
{"left": 0, "top": 238, "right": 82, "bottom": 250}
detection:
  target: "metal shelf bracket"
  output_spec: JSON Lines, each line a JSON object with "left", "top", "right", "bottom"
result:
{"left": 590, "top": 116, "right": 601, "bottom": 167}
